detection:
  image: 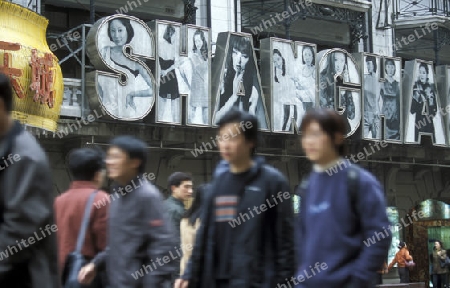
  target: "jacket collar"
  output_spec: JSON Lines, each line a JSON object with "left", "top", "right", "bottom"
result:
{"left": 213, "top": 156, "right": 265, "bottom": 178}
{"left": 69, "top": 181, "right": 98, "bottom": 190}
{"left": 168, "top": 196, "right": 184, "bottom": 207}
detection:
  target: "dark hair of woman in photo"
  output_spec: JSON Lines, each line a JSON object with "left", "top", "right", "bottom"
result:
{"left": 319, "top": 51, "right": 350, "bottom": 109}
{"left": 163, "top": 24, "right": 176, "bottom": 44}
{"left": 107, "top": 18, "right": 135, "bottom": 44}
{"left": 302, "top": 45, "right": 315, "bottom": 65}
{"left": 273, "top": 48, "right": 285, "bottom": 83}
{"left": 220, "top": 36, "right": 257, "bottom": 111}
{"left": 192, "top": 29, "right": 208, "bottom": 61}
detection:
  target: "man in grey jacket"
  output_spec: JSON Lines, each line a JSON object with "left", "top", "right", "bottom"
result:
{"left": 78, "top": 135, "right": 176, "bottom": 288}
{"left": 0, "top": 73, "right": 59, "bottom": 288}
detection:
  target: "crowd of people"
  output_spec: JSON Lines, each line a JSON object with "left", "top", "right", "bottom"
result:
{"left": 0, "top": 70, "right": 440, "bottom": 288}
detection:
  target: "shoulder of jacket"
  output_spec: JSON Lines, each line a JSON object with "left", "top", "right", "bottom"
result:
{"left": 261, "top": 164, "right": 286, "bottom": 180}
{"left": 138, "top": 182, "right": 164, "bottom": 200}
{"left": 12, "top": 131, "right": 49, "bottom": 164}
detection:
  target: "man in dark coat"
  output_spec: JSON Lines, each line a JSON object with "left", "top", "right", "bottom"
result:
{"left": 78, "top": 135, "right": 175, "bottom": 288}
{"left": 0, "top": 73, "right": 59, "bottom": 288}
{"left": 176, "top": 108, "right": 295, "bottom": 288}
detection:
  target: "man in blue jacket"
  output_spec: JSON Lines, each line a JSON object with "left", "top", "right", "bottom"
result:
{"left": 176, "top": 108, "right": 295, "bottom": 288}
{"left": 295, "top": 108, "right": 392, "bottom": 288}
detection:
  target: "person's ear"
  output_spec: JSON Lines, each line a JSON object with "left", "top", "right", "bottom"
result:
{"left": 334, "top": 132, "right": 344, "bottom": 146}
{"left": 130, "top": 158, "right": 141, "bottom": 171}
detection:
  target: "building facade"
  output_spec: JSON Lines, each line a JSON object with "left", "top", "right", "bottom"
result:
{"left": 3, "top": 0, "right": 450, "bottom": 284}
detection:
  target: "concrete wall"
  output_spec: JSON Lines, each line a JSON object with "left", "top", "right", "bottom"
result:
{"left": 43, "top": 138, "right": 450, "bottom": 216}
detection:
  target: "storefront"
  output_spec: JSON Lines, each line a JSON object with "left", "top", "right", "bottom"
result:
{"left": 2, "top": 2, "right": 450, "bottom": 253}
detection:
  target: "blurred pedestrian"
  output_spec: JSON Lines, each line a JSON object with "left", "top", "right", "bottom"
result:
{"left": 374, "top": 261, "right": 388, "bottom": 285}
{"left": 0, "top": 73, "right": 59, "bottom": 287}
{"left": 179, "top": 184, "right": 208, "bottom": 276}
{"left": 296, "top": 108, "right": 392, "bottom": 288}
{"left": 175, "top": 108, "right": 294, "bottom": 288}
{"left": 165, "top": 172, "right": 193, "bottom": 283}
{"left": 388, "top": 241, "right": 413, "bottom": 283}
{"left": 430, "top": 240, "right": 448, "bottom": 288}
{"left": 55, "top": 147, "right": 109, "bottom": 287}
{"left": 78, "top": 135, "right": 175, "bottom": 287}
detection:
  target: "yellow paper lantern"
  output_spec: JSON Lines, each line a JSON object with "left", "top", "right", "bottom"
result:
{"left": 0, "top": 1, "right": 63, "bottom": 132}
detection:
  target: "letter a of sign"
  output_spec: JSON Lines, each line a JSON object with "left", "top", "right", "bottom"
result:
{"left": 237, "top": 81, "right": 245, "bottom": 96}
{"left": 211, "top": 32, "right": 270, "bottom": 130}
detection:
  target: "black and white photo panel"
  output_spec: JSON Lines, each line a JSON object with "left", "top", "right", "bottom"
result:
{"left": 212, "top": 32, "right": 269, "bottom": 130}
{"left": 155, "top": 21, "right": 184, "bottom": 124}
{"left": 86, "top": 15, "right": 155, "bottom": 120}
{"left": 317, "top": 49, "right": 361, "bottom": 137}
{"left": 182, "top": 26, "right": 211, "bottom": 126}
{"left": 404, "top": 60, "right": 446, "bottom": 146}
{"left": 268, "top": 39, "right": 317, "bottom": 133}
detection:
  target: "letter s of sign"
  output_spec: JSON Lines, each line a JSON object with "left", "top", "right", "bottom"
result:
{"left": 85, "top": 15, "right": 156, "bottom": 120}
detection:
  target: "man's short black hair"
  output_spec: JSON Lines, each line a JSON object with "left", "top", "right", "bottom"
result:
{"left": 0, "top": 73, "right": 13, "bottom": 112}
{"left": 109, "top": 135, "right": 147, "bottom": 174}
{"left": 68, "top": 147, "right": 105, "bottom": 181}
{"left": 216, "top": 108, "right": 259, "bottom": 155}
{"left": 168, "top": 172, "right": 192, "bottom": 191}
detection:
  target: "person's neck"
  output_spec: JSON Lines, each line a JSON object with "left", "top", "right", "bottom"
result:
{"left": 229, "top": 158, "right": 253, "bottom": 173}
{"left": 0, "top": 116, "right": 13, "bottom": 138}
{"left": 171, "top": 194, "right": 184, "bottom": 202}
{"left": 313, "top": 155, "right": 342, "bottom": 172}
{"left": 117, "top": 173, "right": 139, "bottom": 186}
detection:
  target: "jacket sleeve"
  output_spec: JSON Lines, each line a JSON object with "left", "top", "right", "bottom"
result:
{"left": 91, "top": 192, "right": 109, "bottom": 252}
{"left": 91, "top": 247, "right": 109, "bottom": 270}
{"left": 272, "top": 173, "right": 295, "bottom": 284}
{"left": 388, "top": 254, "right": 397, "bottom": 270}
{"left": 349, "top": 171, "right": 392, "bottom": 286}
{"left": 143, "top": 188, "right": 177, "bottom": 276}
{"left": 0, "top": 156, "right": 54, "bottom": 280}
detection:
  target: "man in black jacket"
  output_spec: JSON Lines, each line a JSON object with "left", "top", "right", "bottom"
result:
{"left": 0, "top": 73, "right": 58, "bottom": 288}
{"left": 176, "top": 108, "right": 295, "bottom": 288}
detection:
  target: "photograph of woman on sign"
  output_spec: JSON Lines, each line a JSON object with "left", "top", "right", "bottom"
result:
{"left": 158, "top": 23, "right": 182, "bottom": 123}
{"left": 380, "top": 59, "right": 401, "bottom": 140}
{"left": 186, "top": 29, "right": 209, "bottom": 125}
{"left": 410, "top": 63, "right": 438, "bottom": 142}
{"left": 97, "top": 17, "right": 154, "bottom": 119}
{"left": 292, "top": 45, "right": 316, "bottom": 112}
{"left": 272, "top": 48, "right": 303, "bottom": 131}
{"left": 363, "top": 55, "right": 381, "bottom": 139}
{"left": 319, "top": 51, "right": 358, "bottom": 134}
{"left": 215, "top": 35, "right": 268, "bottom": 129}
